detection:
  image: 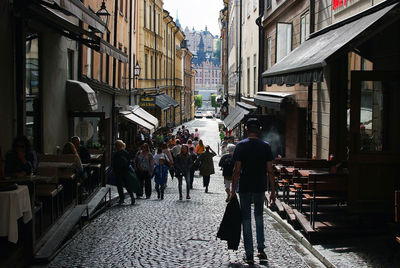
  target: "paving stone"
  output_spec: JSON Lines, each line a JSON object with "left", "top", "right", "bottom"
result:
{"left": 42, "top": 119, "right": 323, "bottom": 268}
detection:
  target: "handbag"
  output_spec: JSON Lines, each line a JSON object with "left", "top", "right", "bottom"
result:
{"left": 127, "top": 165, "right": 143, "bottom": 196}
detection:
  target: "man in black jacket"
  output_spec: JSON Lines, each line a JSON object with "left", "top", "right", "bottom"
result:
{"left": 230, "top": 118, "right": 276, "bottom": 264}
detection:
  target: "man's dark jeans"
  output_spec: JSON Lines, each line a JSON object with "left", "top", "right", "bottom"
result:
{"left": 239, "top": 192, "right": 265, "bottom": 256}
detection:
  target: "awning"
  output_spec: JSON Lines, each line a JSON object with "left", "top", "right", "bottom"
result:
{"left": 130, "top": 105, "right": 159, "bottom": 129}
{"left": 223, "top": 106, "right": 251, "bottom": 130}
{"left": 254, "top": 92, "right": 295, "bottom": 111}
{"left": 262, "top": 3, "right": 398, "bottom": 86}
{"left": 58, "top": 0, "right": 106, "bottom": 33}
{"left": 120, "top": 111, "right": 155, "bottom": 133}
{"left": 237, "top": 102, "right": 257, "bottom": 111}
{"left": 27, "top": 3, "right": 128, "bottom": 63}
{"left": 66, "top": 80, "right": 98, "bottom": 111}
{"left": 100, "top": 40, "right": 129, "bottom": 63}
{"left": 155, "top": 94, "right": 179, "bottom": 111}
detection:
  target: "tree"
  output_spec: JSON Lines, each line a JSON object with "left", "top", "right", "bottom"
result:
{"left": 194, "top": 95, "right": 203, "bottom": 108}
{"left": 210, "top": 94, "right": 220, "bottom": 108}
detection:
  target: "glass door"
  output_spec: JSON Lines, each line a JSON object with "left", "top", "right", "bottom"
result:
{"left": 348, "top": 71, "right": 400, "bottom": 213}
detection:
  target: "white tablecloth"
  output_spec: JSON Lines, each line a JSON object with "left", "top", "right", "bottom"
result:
{"left": 0, "top": 185, "right": 32, "bottom": 243}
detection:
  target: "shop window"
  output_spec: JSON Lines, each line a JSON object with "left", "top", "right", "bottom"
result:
{"left": 300, "top": 12, "right": 310, "bottom": 44}
{"left": 72, "top": 115, "right": 105, "bottom": 151}
{"left": 276, "top": 23, "right": 292, "bottom": 62}
{"left": 25, "top": 33, "right": 41, "bottom": 151}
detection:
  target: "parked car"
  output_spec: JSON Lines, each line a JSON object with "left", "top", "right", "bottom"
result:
{"left": 195, "top": 111, "right": 203, "bottom": 118}
{"left": 205, "top": 111, "right": 213, "bottom": 118}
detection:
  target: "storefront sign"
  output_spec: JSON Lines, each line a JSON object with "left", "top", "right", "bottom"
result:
{"left": 333, "top": 0, "right": 360, "bottom": 11}
{"left": 139, "top": 96, "right": 156, "bottom": 108}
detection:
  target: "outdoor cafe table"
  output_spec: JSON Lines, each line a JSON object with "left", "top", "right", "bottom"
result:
{"left": 38, "top": 162, "right": 74, "bottom": 169}
{"left": 0, "top": 185, "right": 32, "bottom": 243}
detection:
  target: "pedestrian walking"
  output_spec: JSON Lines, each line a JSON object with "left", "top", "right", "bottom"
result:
{"left": 174, "top": 145, "right": 193, "bottom": 200}
{"left": 151, "top": 157, "right": 169, "bottom": 200}
{"left": 195, "top": 139, "right": 205, "bottom": 154}
{"left": 194, "top": 128, "right": 200, "bottom": 139}
{"left": 230, "top": 118, "right": 276, "bottom": 264}
{"left": 154, "top": 147, "right": 170, "bottom": 165}
{"left": 194, "top": 145, "right": 216, "bottom": 193}
{"left": 112, "top": 140, "right": 135, "bottom": 205}
{"left": 134, "top": 143, "right": 154, "bottom": 199}
{"left": 219, "top": 144, "right": 236, "bottom": 202}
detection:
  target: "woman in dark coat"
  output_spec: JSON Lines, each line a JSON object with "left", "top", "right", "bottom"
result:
{"left": 174, "top": 145, "right": 193, "bottom": 200}
{"left": 112, "top": 140, "right": 135, "bottom": 205}
{"left": 194, "top": 145, "right": 216, "bottom": 193}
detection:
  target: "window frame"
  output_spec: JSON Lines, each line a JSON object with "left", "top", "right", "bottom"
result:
{"left": 275, "top": 22, "right": 293, "bottom": 63}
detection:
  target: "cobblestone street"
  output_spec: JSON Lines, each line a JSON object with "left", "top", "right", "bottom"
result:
{"left": 44, "top": 119, "right": 324, "bottom": 268}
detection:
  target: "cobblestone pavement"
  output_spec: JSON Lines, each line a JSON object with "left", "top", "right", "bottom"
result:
{"left": 43, "top": 118, "right": 324, "bottom": 268}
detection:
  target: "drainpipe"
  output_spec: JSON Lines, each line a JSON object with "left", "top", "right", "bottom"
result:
{"left": 128, "top": 0, "right": 133, "bottom": 105}
{"left": 307, "top": 0, "right": 316, "bottom": 158}
{"left": 154, "top": 1, "right": 157, "bottom": 89}
{"left": 237, "top": 0, "right": 242, "bottom": 103}
{"left": 256, "top": 0, "right": 264, "bottom": 93}
{"left": 173, "top": 26, "right": 178, "bottom": 126}
{"left": 112, "top": 0, "right": 118, "bottom": 143}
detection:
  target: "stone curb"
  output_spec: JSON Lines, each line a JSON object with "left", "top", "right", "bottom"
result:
{"left": 264, "top": 206, "right": 336, "bottom": 268}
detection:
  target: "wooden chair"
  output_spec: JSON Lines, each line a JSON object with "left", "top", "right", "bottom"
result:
{"left": 36, "top": 167, "right": 64, "bottom": 224}
{"left": 303, "top": 174, "right": 348, "bottom": 229}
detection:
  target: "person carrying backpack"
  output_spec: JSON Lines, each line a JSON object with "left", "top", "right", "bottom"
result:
{"left": 219, "top": 144, "right": 236, "bottom": 202}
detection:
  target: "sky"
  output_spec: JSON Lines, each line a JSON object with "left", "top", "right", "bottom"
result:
{"left": 163, "top": 0, "right": 224, "bottom": 36}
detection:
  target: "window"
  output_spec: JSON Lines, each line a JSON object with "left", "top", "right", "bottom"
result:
{"left": 149, "top": 5, "right": 152, "bottom": 30}
{"left": 25, "top": 33, "right": 41, "bottom": 151}
{"left": 267, "top": 37, "right": 272, "bottom": 69}
{"left": 87, "top": 46, "right": 92, "bottom": 78}
{"left": 150, "top": 55, "right": 153, "bottom": 79}
{"left": 266, "top": 0, "right": 272, "bottom": 9}
{"left": 120, "top": 0, "right": 123, "bottom": 14}
{"left": 144, "top": 1, "right": 146, "bottom": 28}
{"left": 145, "top": 54, "right": 148, "bottom": 79}
{"left": 67, "top": 49, "right": 74, "bottom": 80}
{"left": 247, "top": 57, "right": 250, "bottom": 95}
{"left": 158, "top": 14, "right": 160, "bottom": 34}
{"left": 125, "top": 0, "right": 128, "bottom": 18}
{"left": 247, "top": 0, "right": 251, "bottom": 17}
{"left": 253, "top": 0, "right": 258, "bottom": 10}
{"left": 276, "top": 23, "right": 292, "bottom": 62}
{"left": 300, "top": 12, "right": 310, "bottom": 44}
{"left": 118, "top": 61, "right": 122, "bottom": 88}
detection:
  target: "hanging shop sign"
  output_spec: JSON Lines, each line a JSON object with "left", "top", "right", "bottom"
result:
{"left": 139, "top": 96, "right": 156, "bottom": 108}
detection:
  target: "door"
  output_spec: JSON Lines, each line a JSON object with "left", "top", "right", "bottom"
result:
{"left": 349, "top": 71, "right": 400, "bottom": 213}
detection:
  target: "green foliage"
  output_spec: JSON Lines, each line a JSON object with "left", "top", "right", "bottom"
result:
{"left": 210, "top": 94, "right": 220, "bottom": 108}
{"left": 194, "top": 95, "right": 203, "bottom": 108}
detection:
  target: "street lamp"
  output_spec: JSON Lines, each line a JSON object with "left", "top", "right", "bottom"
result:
{"left": 96, "top": 0, "right": 110, "bottom": 28}
{"left": 134, "top": 61, "right": 141, "bottom": 78}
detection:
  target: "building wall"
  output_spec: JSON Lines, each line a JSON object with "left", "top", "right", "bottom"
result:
{"left": 0, "top": 3, "right": 16, "bottom": 153}
{"left": 194, "top": 61, "right": 222, "bottom": 88}
{"left": 241, "top": 0, "right": 259, "bottom": 98}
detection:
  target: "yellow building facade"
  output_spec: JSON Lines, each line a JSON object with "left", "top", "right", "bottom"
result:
{"left": 136, "top": 1, "right": 186, "bottom": 128}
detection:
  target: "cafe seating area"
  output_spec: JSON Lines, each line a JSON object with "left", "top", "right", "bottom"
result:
{"left": 268, "top": 158, "right": 351, "bottom": 238}
{"left": 0, "top": 151, "right": 109, "bottom": 265}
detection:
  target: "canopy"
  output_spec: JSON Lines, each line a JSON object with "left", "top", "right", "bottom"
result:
{"left": 254, "top": 92, "right": 295, "bottom": 111}
{"left": 155, "top": 94, "right": 179, "bottom": 111}
{"left": 120, "top": 111, "right": 155, "bottom": 133}
{"left": 66, "top": 80, "right": 98, "bottom": 111}
{"left": 262, "top": 3, "right": 398, "bottom": 86}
